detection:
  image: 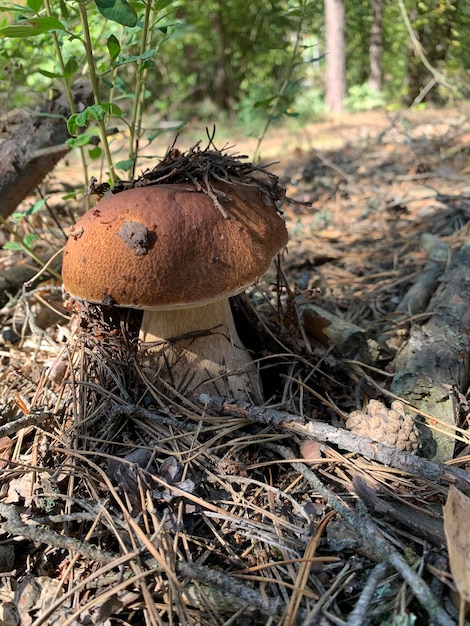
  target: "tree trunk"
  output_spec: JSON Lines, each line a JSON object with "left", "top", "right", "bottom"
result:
{"left": 324, "top": 0, "right": 346, "bottom": 112}
{"left": 368, "top": 0, "right": 383, "bottom": 92}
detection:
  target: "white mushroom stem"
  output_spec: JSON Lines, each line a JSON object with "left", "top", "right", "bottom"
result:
{"left": 139, "top": 299, "right": 263, "bottom": 402}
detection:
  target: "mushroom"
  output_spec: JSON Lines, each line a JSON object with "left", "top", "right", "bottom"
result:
{"left": 62, "top": 182, "right": 288, "bottom": 401}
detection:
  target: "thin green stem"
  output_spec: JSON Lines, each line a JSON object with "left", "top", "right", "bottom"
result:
{"left": 253, "top": 0, "right": 308, "bottom": 162}
{"left": 77, "top": 0, "right": 117, "bottom": 185}
{"left": 0, "top": 215, "right": 62, "bottom": 281}
{"left": 43, "top": 0, "right": 90, "bottom": 196}
{"left": 128, "top": 0, "right": 153, "bottom": 175}
{"left": 107, "top": 24, "right": 125, "bottom": 107}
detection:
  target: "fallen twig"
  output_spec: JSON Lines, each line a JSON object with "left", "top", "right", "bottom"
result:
{"left": 344, "top": 562, "right": 390, "bottom": 626}
{"left": 0, "top": 502, "right": 115, "bottom": 564}
{"left": 0, "top": 411, "right": 51, "bottom": 438}
{"left": 198, "top": 394, "right": 470, "bottom": 495}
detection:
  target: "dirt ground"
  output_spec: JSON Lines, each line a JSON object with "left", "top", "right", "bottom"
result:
{"left": 1, "top": 106, "right": 470, "bottom": 625}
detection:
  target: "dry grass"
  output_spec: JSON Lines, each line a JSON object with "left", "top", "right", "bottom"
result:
{"left": 1, "top": 108, "right": 470, "bottom": 625}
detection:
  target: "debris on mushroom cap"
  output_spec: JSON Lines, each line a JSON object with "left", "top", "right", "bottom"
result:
{"left": 62, "top": 181, "right": 288, "bottom": 309}
{"left": 89, "top": 139, "right": 287, "bottom": 211}
{"left": 346, "top": 399, "right": 420, "bottom": 453}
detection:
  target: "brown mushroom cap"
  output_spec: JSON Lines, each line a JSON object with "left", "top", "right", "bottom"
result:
{"left": 62, "top": 182, "right": 288, "bottom": 309}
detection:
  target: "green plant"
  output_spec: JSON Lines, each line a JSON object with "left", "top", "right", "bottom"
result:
{"left": 0, "top": 0, "right": 182, "bottom": 187}
{"left": 0, "top": 207, "right": 62, "bottom": 280}
{"left": 250, "top": 0, "right": 317, "bottom": 161}
{"left": 344, "top": 83, "right": 386, "bottom": 111}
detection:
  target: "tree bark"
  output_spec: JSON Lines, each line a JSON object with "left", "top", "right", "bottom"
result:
{"left": 391, "top": 245, "right": 470, "bottom": 461}
{"left": 368, "top": 0, "right": 383, "bottom": 92}
{"left": 0, "top": 80, "right": 92, "bottom": 220}
{"left": 324, "top": 0, "right": 346, "bottom": 112}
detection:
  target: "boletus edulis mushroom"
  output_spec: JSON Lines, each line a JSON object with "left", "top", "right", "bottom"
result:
{"left": 62, "top": 181, "right": 288, "bottom": 401}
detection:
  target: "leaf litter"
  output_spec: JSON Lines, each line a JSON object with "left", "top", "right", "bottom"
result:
{"left": 0, "top": 109, "right": 470, "bottom": 625}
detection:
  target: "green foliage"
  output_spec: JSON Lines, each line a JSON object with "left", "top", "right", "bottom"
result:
{"left": 94, "top": 0, "right": 137, "bottom": 27}
{"left": 345, "top": 83, "right": 386, "bottom": 112}
{"left": 344, "top": 0, "right": 470, "bottom": 106}
{"left": 143, "top": 0, "right": 318, "bottom": 120}
{"left": 4, "top": 197, "right": 46, "bottom": 255}
{"left": 1, "top": 0, "right": 470, "bottom": 188}
{"left": 0, "top": 0, "right": 321, "bottom": 179}
{"left": 0, "top": 0, "right": 186, "bottom": 185}
{"left": 66, "top": 103, "right": 123, "bottom": 137}
{"left": 406, "top": 0, "right": 470, "bottom": 104}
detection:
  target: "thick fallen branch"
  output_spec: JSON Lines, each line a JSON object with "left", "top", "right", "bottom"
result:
{"left": 394, "top": 245, "right": 470, "bottom": 387}
{"left": 392, "top": 244, "right": 470, "bottom": 461}
{"left": 197, "top": 394, "right": 470, "bottom": 495}
{"left": 394, "top": 233, "right": 450, "bottom": 318}
{"left": 0, "top": 80, "right": 92, "bottom": 219}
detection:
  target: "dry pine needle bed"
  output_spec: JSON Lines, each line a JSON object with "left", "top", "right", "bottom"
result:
{"left": 1, "top": 111, "right": 470, "bottom": 625}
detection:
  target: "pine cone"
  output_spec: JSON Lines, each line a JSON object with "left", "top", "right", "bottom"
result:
{"left": 346, "top": 399, "right": 420, "bottom": 453}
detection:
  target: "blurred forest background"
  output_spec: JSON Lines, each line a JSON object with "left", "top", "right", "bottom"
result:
{"left": 1, "top": 0, "right": 469, "bottom": 178}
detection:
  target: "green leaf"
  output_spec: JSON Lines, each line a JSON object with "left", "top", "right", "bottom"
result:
{"left": 65, "top": 130, "right": 97, "bottom": 147}
{"left": 94, "top": 0, "right": 137, "bottom": 27}
{"left": 154, "top": 0, "right": 177, "bottom": 12}
{"left": 115, "top": 158, "right": 135, "bottom": 171}
{"left": 37, "top": 69, "right": 65, "bottom": 79}
{"left": 138, "top": 59, "right": 155, "bottom": 73}
{"left": 27, "top": 0, "right": 43, "bottom": 12}
{"left": 67, "top": 113, "right": 79, "bottom": 136}
{"left": 11, "top": 198, "right": 46, "bottom": 222}
{"left": 101, "top": 77, "right": 114, "bottom": 89}
{"left": 59, "top": 0, "right": 69, "bottom": 19}
{"left": 88, "top": 146, "right": 102, "bottom": 160}
{"left": 107, "top": 34, "right": 120, "bottom": 63}
{"left": 254, "top": 95, "right": 276, "bottom": 109}
{"left": 0, "top": 15, "right": 66, "bottom": 37}
{"left": 64, "top": 57, "right": 79, "bottom": 78}
{"left": 23, "top": 233, "right": 38, "bottom": 248}
{"left": 0, "top": 5, "right": 35, "bottom": 13}
{"left": 101, "top": 102, "right": 123, "bottom": 117}
{"left": 4, "top": 233, "right": 38, "bottom": 250}
{"left": 80, "top": 105, "right": 104, "bottom": 124}
{"left": 3, "top": 241, "right": 24, "bottom": 251}
{"left": 62, "top": 191, "right": 77, "bottom": 201}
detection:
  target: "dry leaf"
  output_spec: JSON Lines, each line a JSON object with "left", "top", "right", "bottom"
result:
{"left": 4, "top": 473, "right": 35, "bottom": 505}
{"left": 443, "top": 486, "right": 470, "bottom": 603}
{"left": 0, "top": 437, "right": 13, "bottom": 469}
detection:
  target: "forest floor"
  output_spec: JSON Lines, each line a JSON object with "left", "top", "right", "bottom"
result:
{"left": 1, "top": 106, "right": 470, "bottom": 625}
